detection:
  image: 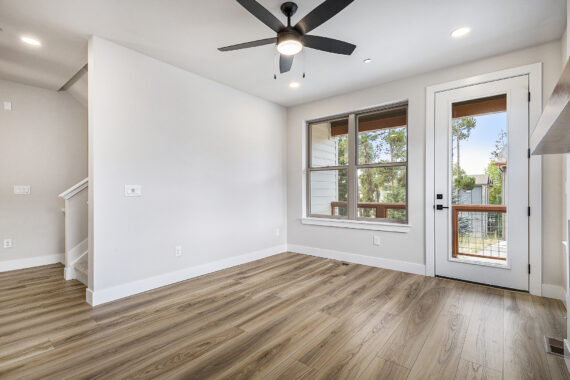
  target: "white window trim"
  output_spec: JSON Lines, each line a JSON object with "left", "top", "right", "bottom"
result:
{"left": 303, "top": 101, "right": 410, "bottom": 230}
{"left": 301, "top": 217, "right": 411, "bottom": 232}
{"left": 425, "top": 63, "right": 542, "bottom": 296}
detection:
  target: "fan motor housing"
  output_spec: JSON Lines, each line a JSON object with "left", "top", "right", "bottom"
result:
{"left": 277, "top": 28, "right": 302, "bottom": 45}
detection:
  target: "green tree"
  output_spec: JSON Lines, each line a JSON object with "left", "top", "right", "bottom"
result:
{"left": 453, "top": 164, "right": 475, "bottom": 192}
{"left": 486, "top": 130, "right": 507, "bottom": 205}
{"left": 452, "top": 117, "right": 476, "bottom": 178}
{"left": 336, "top": 135, "right": 348, "bottom": 215}
{"left": 486, "top": 161, "right": 502, "bottom": 205}
{"left": 356, "top": 128, "right": 407, "bottom": 219}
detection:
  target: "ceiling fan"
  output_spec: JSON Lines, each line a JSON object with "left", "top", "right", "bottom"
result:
{"left": 218, "top": 0, "right": 356, "bottom": 74}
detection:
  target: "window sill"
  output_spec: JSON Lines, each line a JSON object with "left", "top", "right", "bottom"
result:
{"left": 301, "top": 217, "right": 411, "bottom": 233}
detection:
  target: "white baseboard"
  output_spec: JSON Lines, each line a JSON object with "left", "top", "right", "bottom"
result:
{"left": 542, "top": 283, "right": 567, "bottom": 305}
{"left": 64, "top": 266, "right": 75, "bottom": 281}
{"left": 66, "top": 239, "right": 88, "bottom": 266}
{"left": 287, "top": 244, "right": 426, "bottom": 276}
{"left": 0, "top": 253, "right": 64, "bottom": 272}
{"left": 65, "top": 250, "right": 88, "bottom": 281}
{"left": 86, "top": 288, "right": 93, "bottom": 305}
{"left": 75, "top": 265, "right": 88, "bottom": 286}
{"left": 87, "top": 244, "right": 287, "bottom": 306}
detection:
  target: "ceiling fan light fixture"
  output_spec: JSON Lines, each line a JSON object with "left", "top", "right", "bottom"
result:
{"left": 277, "top": 38, "right": 303, "bottom": 56}
{"left": 218, "top": 0, "right": 356, "bottom": 73}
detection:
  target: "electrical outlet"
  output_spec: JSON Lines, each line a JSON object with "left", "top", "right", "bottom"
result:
{"left": 3, "top": 239, "right": 13, "bottom": 248}
{"left": 175, "top": 245, "right": 182, "bottom": 257}
{"left": 373, "top": 235, "right": 381, "bottom": 246}
{"left": 275, "top": 228, "right": 280, "bottom": 237}
{"left": 124, "top": 185, "right": 142, "bottom": 197}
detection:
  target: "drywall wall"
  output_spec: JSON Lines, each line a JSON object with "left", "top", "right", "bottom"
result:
{"left": 0, "top": 79, "right": 87, "bottom": 270}
{"left": 88, "top": 37, "right": 287, "bottom": 302}
{"left": 288, "top": 40, "right": 565, "bottom": 289}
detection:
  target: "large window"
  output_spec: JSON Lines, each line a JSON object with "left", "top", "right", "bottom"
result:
{"left": 307, "top": 103, "right": 408, "bottom": 223}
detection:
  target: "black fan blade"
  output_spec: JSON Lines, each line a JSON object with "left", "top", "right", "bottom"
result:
{"left": 236, "top": 0, "right": 285, "bottom": 33}
{"left": 218, "top": 37, "right": 276, "bottom": 52}
{"left": 279, "top": 54, "right": 294, "bottom": 73}
{"left": 302, "top": 35, "right": 356, "bottom": 55}
{"left": 294, "top": 0, "right": 354, "bottom": 35}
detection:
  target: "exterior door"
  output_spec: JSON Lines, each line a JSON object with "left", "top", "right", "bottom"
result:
{"left": 434, "top": 76, "right": 529, "bottom": 291}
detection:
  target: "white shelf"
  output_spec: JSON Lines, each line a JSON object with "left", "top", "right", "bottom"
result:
{"left": 531, "top": 59, "right": 570, "bottom": 155}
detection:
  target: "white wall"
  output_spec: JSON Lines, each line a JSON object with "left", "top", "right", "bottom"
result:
{"left": 287, "top": 40, "right": 565, "bottom": 288}
{"left": 0, "top": 79, "right": 87, "bottom": 269}
{"left": 88, "top": 37, "right": 287, "bottom": 302}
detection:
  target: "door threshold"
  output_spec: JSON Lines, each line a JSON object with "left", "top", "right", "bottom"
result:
{"left": 435, "top": 275, "right": 528, "bottom": 293}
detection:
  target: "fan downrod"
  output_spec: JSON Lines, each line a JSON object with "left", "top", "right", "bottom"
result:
{"left": 280, "top": 2, "right": 298, "bottom": 26}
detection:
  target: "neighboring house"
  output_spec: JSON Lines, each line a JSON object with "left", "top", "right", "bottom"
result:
{"left": 458, "top": 174, "right": 492, "bottom": 205}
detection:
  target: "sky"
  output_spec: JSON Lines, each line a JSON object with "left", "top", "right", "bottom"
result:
{"left": 453, "top": 112, "right": 507, "bottom": 175}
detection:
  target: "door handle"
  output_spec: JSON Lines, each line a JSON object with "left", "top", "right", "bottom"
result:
{"left": 435, "top": 204, "right": 449, "bottom": 210}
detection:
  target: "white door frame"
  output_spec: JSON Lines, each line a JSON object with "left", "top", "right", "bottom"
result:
{"left": 425, "top": 63, "right": 543, "bottom": 295}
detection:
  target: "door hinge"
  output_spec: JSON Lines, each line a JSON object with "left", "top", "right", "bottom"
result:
{"left": 528, "top": 206, "right": 531, "bottom": 216}
{"left": 528, "top": 92, "right": 531, "bottom": 102}
{"left": 528, "top": 264, "right": 531, "bottom": 274}
{"left": 528, "top": 148, "right": 531, "bottom": 158}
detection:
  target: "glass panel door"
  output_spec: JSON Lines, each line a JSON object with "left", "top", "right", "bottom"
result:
{"left": 434, "top": 76, "right": 529, "bottom": 291}
{"left": 451, "top": 95, "right": 508, "bottom": 265}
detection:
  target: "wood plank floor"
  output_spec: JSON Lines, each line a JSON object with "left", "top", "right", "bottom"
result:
{"left": 0, "top": 252, "right": 568, "bottom": 379}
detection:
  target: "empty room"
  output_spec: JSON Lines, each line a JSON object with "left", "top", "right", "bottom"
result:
{"left": 2, "top": 0, "right": 570, "bottom": 378}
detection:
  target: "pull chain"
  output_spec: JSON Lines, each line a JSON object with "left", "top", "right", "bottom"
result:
{"left": 273, "top": 49, "right": 278, "bottom": 79}
{"left": 302, "top": 49, "right": 306, "bottom": 79}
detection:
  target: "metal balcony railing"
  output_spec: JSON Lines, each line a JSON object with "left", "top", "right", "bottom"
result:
{"left": 452, "top": 204, "right": 507, "bottom": 261}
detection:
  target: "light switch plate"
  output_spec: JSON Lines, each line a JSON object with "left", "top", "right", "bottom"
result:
{"left": 125, "top": 185, "right": 142, "bottom": 197}
{"left": 13, "top": 185, "right": 30, "bottom": 195}
{"left": 3, "top": 101, "right": 12, "bottom": 111}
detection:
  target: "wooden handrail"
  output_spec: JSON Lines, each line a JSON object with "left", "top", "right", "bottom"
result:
{"left": 452, "top": 204, "right": 506, "bottom": 213}
{"left": 330, "top": 201, "right": 405, "bottom": 218}
{"left": 452, "top": 204, "right": 506, "bottom": 259}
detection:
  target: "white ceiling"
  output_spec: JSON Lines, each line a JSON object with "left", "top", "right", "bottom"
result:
{"left": 0, "top": 0, "right": 565, "bottom": 106}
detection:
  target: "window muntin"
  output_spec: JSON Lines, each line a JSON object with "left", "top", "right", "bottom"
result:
{"left": 307, "top": 104, "right": 408, "bottom": 223}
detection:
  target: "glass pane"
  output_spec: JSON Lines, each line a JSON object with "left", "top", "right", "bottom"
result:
{"left": 358, "top": 108, "right": 407, "bottom": 165}
{"left": 310, "top": 119, "right": 348, "bottom": 168}
{"left": 357, "top": 166, "right": 406, "bottom": 221}
{"left": 451, "top": 94, "right": 507, "bottom": 265}
{"left": 310, "top": 169, "right": 348, "bottom": 217}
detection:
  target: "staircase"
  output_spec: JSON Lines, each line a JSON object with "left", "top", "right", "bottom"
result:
{"left": 59, "top": 178, "right": 88, "bottom": 286}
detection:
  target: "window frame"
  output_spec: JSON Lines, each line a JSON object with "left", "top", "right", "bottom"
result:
{"left": 306, "top": 102, "right": 409, "bottom": 224}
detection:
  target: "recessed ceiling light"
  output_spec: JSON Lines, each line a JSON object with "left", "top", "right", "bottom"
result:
{"left": 21, "top": 36, "right": 41, "bottom": 46}
{"left": 289, "top": 81, "right": 300, "bottom": 88}
{"left": 363, "top": 58, "right": 372, "bottom": 64}
{"left": 451, "top": 27, "right": 471, "bottom": 39}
